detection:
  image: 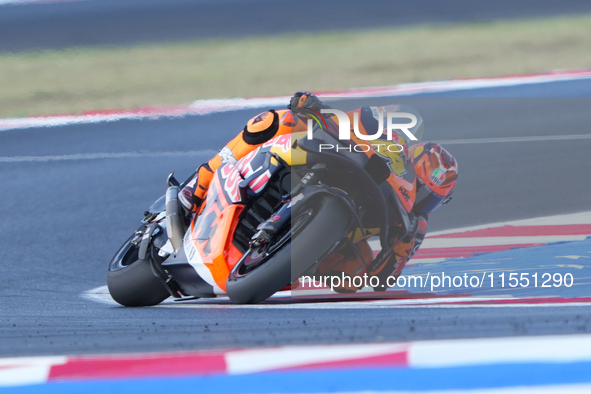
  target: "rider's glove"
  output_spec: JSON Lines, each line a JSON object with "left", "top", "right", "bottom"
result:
{"left": 288, "top": 91, "right": 327, "bottom": 115}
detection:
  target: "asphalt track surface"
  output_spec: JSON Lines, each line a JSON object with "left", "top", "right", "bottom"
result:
{"left": 1, "top": 81, "right": 591, "bottom": 357}
{"left": 3, "top": 0, "right": 591, "bottom": 53}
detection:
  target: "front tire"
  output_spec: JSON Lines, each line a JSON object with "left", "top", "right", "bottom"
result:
{"left": 107, "top": 235, "right": 170, "bottom": 307}
{"left": 226, "top": 195, "right": 351, "bottom": 304}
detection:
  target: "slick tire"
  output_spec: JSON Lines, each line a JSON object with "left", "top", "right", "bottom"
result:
{"left": 226, "top": 195, "right": 351, "bottom": 304}
{"left": 107, "top": 237, "right": 170, "bottom": 307}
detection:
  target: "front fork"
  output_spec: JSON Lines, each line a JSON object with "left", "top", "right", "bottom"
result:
{"left": 131, "top": 221, "right": 185, "bottom": 299}
{"left": 250, "top": 199, "right": 291, "bottom": 247}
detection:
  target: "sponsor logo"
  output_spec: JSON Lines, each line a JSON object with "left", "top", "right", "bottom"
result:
{"left": 281, "top": 111, "right": 299, "bottom": 126}
{"left": 219, "top": 163, "right": 243, "bottom": 202}
{"left": 430, "top": 168, "right": 446, "bottom": 186}
{"left": 398, "top": 186, "right": 411, "bottom": 201}
{"left": 263, "top": 134, "right": 291, "bottom": 153}
{"left": 248, "top": 169, "right": 272, "bottom": 194}
{"left": 219, "top": 147, "right": 238, "bottom": 165}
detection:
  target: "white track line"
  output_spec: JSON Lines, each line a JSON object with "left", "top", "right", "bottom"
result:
{"left": 0, "top": 356, "right": 66, "bottom": 386}
{"left": 0, "top": 150, "right": 217, "bottom": 163}
{"left": 4, "top": 135, "right": 590, "bottom": 164}
{"left": 2, "top": 70, "right": 591, "bottom": 132}
{"left": 410, "top": 334, "right": 591, "bottom": 367}
{"left": 178, "top": 386, "right": 591, "bottom": 394}
{"left": 0, "top": 0, "right": 74, "bottom": 5}
{"left": 226, "top": 343, "right": 409, "bottom": 374}
{"left": 222, "top": 334, "right": 591, "bottom": 375}
{"left": 85, "top": 210, "right": 591, "bottom": 308}
{"left": 83, "top": 285, "right": 591, "bottom": 309}
{"left": 5, "top": 336, "right": 591, "bottom": 389}
{"left": 428, "top": 211, "right": 591, "bottom": 237}
{"left": 434, "top": 134, "right": 591, "bottom": 145}
{"left": 422, "top": 235, "right": 587, "bottom": 248}
{"left": 152, "top": 301, "right": 591, "bottom": 309}
{"left": 85, "top": 211, "right": 591, "bottom": 308}
{"left": 368, "top": 235, "right": 589, "bottom": 250}
{"left": 0, "top": 99, "right": 288, "bottom": 132}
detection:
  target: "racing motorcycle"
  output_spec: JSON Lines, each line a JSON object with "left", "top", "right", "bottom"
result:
{"left": 107, "top": 105, "right": 423, "bottom": 305}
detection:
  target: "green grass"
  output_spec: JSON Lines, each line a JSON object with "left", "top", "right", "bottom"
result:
{"left": 1, "top": 15, "right": 591, "bottom": 118}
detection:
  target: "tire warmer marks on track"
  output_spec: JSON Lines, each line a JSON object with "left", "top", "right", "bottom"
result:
{"left": 3, "top": 334, "right": 591, "bottom": 392}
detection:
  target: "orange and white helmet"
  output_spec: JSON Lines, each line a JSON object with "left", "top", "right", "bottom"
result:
{"left": 413, "top": 143, "right": 458, "bottom": 214}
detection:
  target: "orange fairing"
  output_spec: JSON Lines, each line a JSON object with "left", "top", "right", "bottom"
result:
{"left": 388, "top": 173, "right": 416, "bottom": 213}
{"left": 189, "top": 174, "right": 245, "bottom": 292}
{"left": 192, "top": 203, "right": 244, "bottom": 292}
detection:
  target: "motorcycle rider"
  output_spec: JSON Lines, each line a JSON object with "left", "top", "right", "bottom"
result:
{"left": 179, "top": 92, "right": 458, "bottom": 292}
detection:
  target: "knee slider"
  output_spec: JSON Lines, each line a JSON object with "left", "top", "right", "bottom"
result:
{"left": 243, "top": 110, "right": 279, "bottom": 145}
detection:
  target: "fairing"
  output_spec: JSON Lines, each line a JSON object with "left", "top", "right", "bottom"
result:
{"left": 171, "top": 135, "right": 291, "bottom": 297}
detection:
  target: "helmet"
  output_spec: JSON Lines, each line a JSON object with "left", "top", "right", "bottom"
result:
{"left": 413, "top": 143, "right": 458, "bottom": 214}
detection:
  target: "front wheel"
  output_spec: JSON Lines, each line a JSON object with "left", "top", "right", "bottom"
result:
{"left": 226, "top": 195, "right": 351, "bottom": 304}
{"left": 107, "top": 234, "right": 170, "bottom": 307}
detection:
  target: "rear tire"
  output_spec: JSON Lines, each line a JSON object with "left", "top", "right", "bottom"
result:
{"left": 226, "top": 195, "right": 351, "bottom": 304}
{"left": 107, "top": 236, "right": 170, "bottom": 307}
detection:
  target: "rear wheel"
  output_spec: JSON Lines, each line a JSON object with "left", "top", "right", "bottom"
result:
{"left": 226, "top": 195, "right": 351, "bottom": 304}
{"left": 107, "top": 234, "right": 170, "bottom": 307}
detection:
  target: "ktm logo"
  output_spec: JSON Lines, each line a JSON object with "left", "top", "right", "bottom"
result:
{"left": 398, "top": 186, "right": 411, "bottom": 201}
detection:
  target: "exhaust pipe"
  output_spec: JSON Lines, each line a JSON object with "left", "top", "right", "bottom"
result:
{"left": 165, "top": 173, "right": 186, "bottom": 255}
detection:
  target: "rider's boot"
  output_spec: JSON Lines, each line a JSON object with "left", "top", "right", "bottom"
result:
{"left": 179, "top": 164, "right": 213, "bottom": 214}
